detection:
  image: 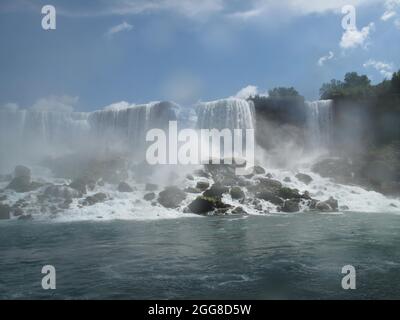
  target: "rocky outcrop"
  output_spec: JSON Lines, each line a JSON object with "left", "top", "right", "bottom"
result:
{"left": 230, "top": 186, "right": 245, "bottom": 200}
{"left": 6, "top": 166, "right": 42, "bottom": 193}
{"left": 0, "top": 204, "right": 11, "bottom": 220}
{"left": 295, "top": 173, "right": 313, "bottom": 185}
{"left": 144, "top": 192, "right": 156, "bottom": 201}
{"left": 118, "top": 182, "right": 134, "bottom": 193}
{"left": 82, "top": 193, "right": 108, "bottom": 206}
{"left": 187, "top": 196, "right": 231, "bottom": 215}
{"left": 158, "top": 187, "right": 186, "bottom": 208}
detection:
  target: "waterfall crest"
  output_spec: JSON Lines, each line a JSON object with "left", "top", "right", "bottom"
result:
{"left": 196, "top": 98, "right": 255, "bottom": 130}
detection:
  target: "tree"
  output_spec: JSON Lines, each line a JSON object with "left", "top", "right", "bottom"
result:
{"left": 391, "top": 71, "right": 400, "bottom": 94}
{"left": 268, "top": 87, "right": 301, "bottom": 98}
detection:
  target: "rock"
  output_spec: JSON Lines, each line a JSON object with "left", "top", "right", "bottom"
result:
{"left": 302, "top": 191, "right": 312, "bottom": 200}
{"left": 186, "top": 174, "right": 194, "bottom": 181}
{"left": 277, "top": 187, "right": 301, "bottom": 200}
{"left": 69, "top": 177, "right": 96, "bottom": 195}
{"left": 231, "top": 206, "right": 247, "bottom": 215}
{"left": 196, "top": 181, "right": 210, "bottom": 191}
{"left": 282, "top": 200, "right": 300, "bottom": 213}
{"left": 14, "top": 165, "right": 31, "bottom": 179}
{"left": 144, "top": 192, "right": 156, "bottom": 201}
{"left": 188, "top": 197, "right": 215, "bottom": 214}
{"left": 230, "top": 186, "right": 245, "bottom": 200}
{"left": 44, "top": 185, "right": 81, "bottom": 199}
{"left": 18, "top": 214, "right": 33, "bottom": 221}
{"left": 316, "top": 201, "right": 331, "bottom": 212}
{"left": 325, "top": 197, "right": 339, "bottom": 211}
{"left": 83, "top": 193, "right": 107, "bottom": 206}
{"left": 252, "top": 166, "right": 266, "bottom": 175}
{"left": 255, "top": 191, "right": 284, "bottom": 206}
{"left": 184, "top": 187, "right": 201, "bottom": 194}
{"left": 295, "top": 173, "right": 313, "bottom": 185}
{"left": 265, "top": 173, "right": 273, "bottom": 179}
{"left": 0, "top": 204, "right": 11, "bottom": 220}
{"left": 145, "top": 183, "right": 158, "bottom": 192}
{"left": 283, "top": 177, "right": 291, "bottom": 183}
{"left": 340, "top": 205, "right": 350, "bottom": 210}
{"left": 187, "top": 196, "right": 230, "bottom": 215}
{"left": 158, "top": 186, "right": 186, "bottom": 208}
{"left": 6, "top": 176, "right": 42, "bottom": 193}
{"left": 118, "top": 182, "right": 134, "bottom": 193}
{"left": 11, "top": 207, "right": 24, "bottom": 217}
{"left": 254, "top": 178, "right": 282, "bottom": 194}
{"left": 203, "top": 183, "right": 229, "bottom": 199}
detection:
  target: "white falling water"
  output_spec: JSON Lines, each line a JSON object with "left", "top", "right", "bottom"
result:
{"left": 196, "top": 98, "right": 255, "bottom": 130}
{"left": 305, "top": 100, "right": 333, "bottom": 150}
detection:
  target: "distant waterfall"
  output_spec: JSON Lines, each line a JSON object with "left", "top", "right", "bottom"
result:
{"left": 196, "top": 98, "right": 255, "bottom": 130}
{"left": 305, "top": 100, "right": 333, "bottom": 150}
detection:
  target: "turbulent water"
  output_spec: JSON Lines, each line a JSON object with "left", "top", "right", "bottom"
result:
{"left": 1, "top": 213, "right": 400, "bottom": 299}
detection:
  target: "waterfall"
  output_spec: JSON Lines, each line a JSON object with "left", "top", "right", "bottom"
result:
{"left": 305, "top": 100, "right": 333, "bottom": 150}
{"left": 196, "top": 98, "right": 255, "bottom": 130}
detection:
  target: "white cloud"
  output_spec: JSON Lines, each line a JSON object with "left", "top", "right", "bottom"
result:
{"left": 363, "top": 59, "right": 395, "bottom": 79}
{"left": 233, "top": 85, "right": 268, "bottom": 99}
{"left": 340, "top": 23, "right": 374, "bottom": 49}
{"left": 31, "top": 95, "right": 79, "bottom": 113}
{"left": 395, "top": 18, "right": 400, "bottom": 28}
{"left": 103, "top": 101, "right": 133, "bottom": 111}
{"left": 105, "top": 21, "right": 133, "bottom": 37}
{"left": 381, "top": 0, "right": 400, "bottom": 25}
{"left": 318, "top": 51, "right": 334, "bottom": 66}
{"left": 0, "top": 102, "right": 19, "bottom": 112}
{"left": 381, "top": 10, "right": 396, "bottom": 21}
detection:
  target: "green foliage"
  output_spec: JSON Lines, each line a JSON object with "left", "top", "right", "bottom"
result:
{"left": 268, "top": 87, "right": 301, "bottom": 98}
{"left": 320, "top": 70, "right": 400, "bottom": 99}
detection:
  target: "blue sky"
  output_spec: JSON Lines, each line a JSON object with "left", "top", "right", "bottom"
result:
{"left": 0, "top": 0, "right": 399, "bottom": 111}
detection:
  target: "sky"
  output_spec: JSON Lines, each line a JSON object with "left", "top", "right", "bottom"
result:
{"left": 0, "top": 0, "right": 399, "bottom": 112}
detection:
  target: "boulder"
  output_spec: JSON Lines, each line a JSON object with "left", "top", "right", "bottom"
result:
{"left": 255, "top": 191, "right": 284, "bottom": 206}
{"left": 203, "top": 183, "right": 229, "bottom": 199}
{"left": 44, "top": 185, "right": 82, "bottom": 199}
{"left": 248, "top": 178, "right": 282, "bottom": 195}
{"left": 187, "top": 196, "right": 230, "bottom": 215}
{"left": 295, "top": 173, "right": 313, "bottom": 185}
{"left": 6, "top": 176, "right": 42, "bottom": 193}
{"left": 278, "top": 187, "right": 302, "bottom": 200}
{"left": 144, "top": 192, "right": 156, "bottom": 201}
{"left": 0, "top": 204, "right": 11, "bottom": 220}
{"left": 14, "top": 165, "right": 31, "bottom": 179}
{"left": 196, "top": 181, "right": 210, "bottom": 191}
{"left": 83, "top": 193, "right": 107, "bottom": 206}
{"left": 315, "top": 197, "right": 338, "bottom": 212}
{"left": 230, "top": 186, "right": 245, "bottom": 200}
{"left": 158, "top": 187, "right": 186, "bottom": 208}
{"left": 118, "top": 182, "right": 134, "bottom": 193}
{"left": 231, "top": 206, "right": 247, "bottom": 215}
{"left": 281, "top": 200, "right": 300, "bottom": 213}
{"left": 184, "top": 187, "right": 201, "bottom": 194}
{"left": 69, "top": 177, "right": 96, "bottom": 195}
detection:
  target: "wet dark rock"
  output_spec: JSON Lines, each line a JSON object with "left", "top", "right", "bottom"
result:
{"left": 315, "top": 197, "right": 339, "bottom": 212}
{"left": 203, "top": 183, "right": 229, "bottom": 199}
{"left": 283, "top": 177, "right": 291, "bottom": 183}
{"left": 184, "top": 187, "right": 201, "bottom": 194}
{"left": 0, "top": 204, "right": 11, "bottom": 220}
{"left": 254, "top": 178, "right": 282, "bottom": 193}
{"left": 145, "top": 183, "right": 158, "bottom": 192}
{"left": 186, "top": 174, "right": 194, "bottom": 181}
{"left": 196, "top": 181, "right": 210, "bottom": 191}
{"left": 144, "top": 192, "right": 156, "bottom": 201}
{"left": 230, "top": 186, "right": 245, "bottom": 200}
{"left": 6, "top": 176, "right": 42, "bottom": 193}
{"left": 251, "top": 166, "right": 266, "bottom": 175}
{"left": 118, "top": 181, "right": 134, "bottom": 193}
{"left": 278, "top": 187, "right": 302, "bottom": 200}
{"left": 302, "top": 191, "right": 312, "bottom": 200}
{"left": 69, "top": 177, "right": 96, "bottom": 195}
{"left": 255, "top": 191, "right": 284, "bottom": 206}
{"left": 340, "top": 205, "right": 350, "bottom": 210}
{"left": 11, "top": 207, "right": 24, "bottom": 217}
{"left": 18, "top": 214, "right": 33, "bottom": 221}
{"left": 158, "top": 186, "right": 186, "bottom": 208}
{"left": 44, "top": 185, "right": 81, "bottom": 199}
{"left": 187, "top": 196, "right": 230, "bottom": 215}
{"left": 14, "top": 165, "right": 31, "bottom": 179}
{"left": 83, "top": 193, "right": 107, "bottom": 206}
{"left": 295, "top": 173, "right": 313, "bottom": 185}
{"left": 231, "top": 206, "right": 247, "bottom": 215}
{"left": 281, "top": 200, "right": 300, "bottom": 213}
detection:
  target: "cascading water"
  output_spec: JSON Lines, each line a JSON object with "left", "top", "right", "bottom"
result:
{"left": 196, "top": 98, "right": 255, "bottom": 130}
{"left": 305, "top": 100, "right": 333, "bottom": 151}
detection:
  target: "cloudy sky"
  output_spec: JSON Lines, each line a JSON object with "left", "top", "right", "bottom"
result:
{"left": 0, "top": 0, "right": 399, "bottom": 111}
